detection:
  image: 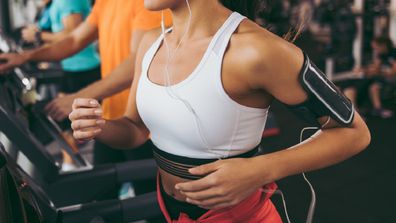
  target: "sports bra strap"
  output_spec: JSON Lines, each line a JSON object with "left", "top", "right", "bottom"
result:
{"left": 212, "top": 12, "right": 246, "bottom": 56}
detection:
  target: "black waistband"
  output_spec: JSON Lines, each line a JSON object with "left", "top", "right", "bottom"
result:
{"left": 160, "top": 179, "right": 207, "bottom": 220}
{"left": 153, "top": 145, "right": 260, "bottom": 180}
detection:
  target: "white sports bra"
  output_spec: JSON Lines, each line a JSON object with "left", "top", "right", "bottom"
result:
{"left": 136, "top": 12, "right": 269, "bottom": 159}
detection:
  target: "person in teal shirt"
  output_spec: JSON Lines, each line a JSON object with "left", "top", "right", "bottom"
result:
{"left": 35, "top": 0, "right": 52, "bottom": 31}
{"left": 22, "top": 0, "right": 100, "bottom": 93}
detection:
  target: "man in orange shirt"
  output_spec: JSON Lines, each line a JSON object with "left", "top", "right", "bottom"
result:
{"left": 0, "top": 0, "right": 171, "bottom": 199}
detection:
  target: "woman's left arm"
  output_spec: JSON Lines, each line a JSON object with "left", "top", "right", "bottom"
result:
{"left": 176, "top": 32, "right": 371, "bottom": 210}
{"left": 245, "top": 35, "right": 371, "bottom": 182}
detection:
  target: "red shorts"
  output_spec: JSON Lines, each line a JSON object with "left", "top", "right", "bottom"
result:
{"left": 156, "top": 175, "right": 283, "bottom": 223}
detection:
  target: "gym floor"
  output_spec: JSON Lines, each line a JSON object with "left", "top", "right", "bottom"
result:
{"left": 263, "top": 100, "right": 396, "bottom": 223}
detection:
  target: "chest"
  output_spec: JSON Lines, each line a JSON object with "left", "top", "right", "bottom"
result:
{"left": 147, "top": 39, "right": 253, "bottom": 103}
{"left": 148, "top": 38, "right": 211, "bottom": 84}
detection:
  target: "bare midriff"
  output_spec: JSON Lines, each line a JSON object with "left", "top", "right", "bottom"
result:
{"left": 159, "top": 168, "right": 194, "bottom": 201}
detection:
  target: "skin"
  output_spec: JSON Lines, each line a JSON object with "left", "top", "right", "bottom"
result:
{"left": 69, "top": 0, "right": 370, "bottom": 210}
{"left": 22, "top": 14, "right": 84, "bottom": 44}
{"left": 0, "top": 19, "right": 146, "bottom": 121}
{"left": 23, "top": 0, "right": 52, "bottom": 42}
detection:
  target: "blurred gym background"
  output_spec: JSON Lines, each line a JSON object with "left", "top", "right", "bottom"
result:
{"left": 1, "top": 0, "right": 396, "bottom": 223}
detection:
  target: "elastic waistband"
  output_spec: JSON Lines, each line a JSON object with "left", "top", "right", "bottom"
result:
{"left": 159, "top": 177, "right": 207, "bottom": 220}
{"left": 153, "top": 145, "right": 260, "bottom": 180}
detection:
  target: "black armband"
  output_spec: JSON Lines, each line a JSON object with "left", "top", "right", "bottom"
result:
{"left": 286, "top": 53, "right": 355, "bottom": 127}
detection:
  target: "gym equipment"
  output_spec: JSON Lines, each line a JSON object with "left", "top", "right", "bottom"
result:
{"left": 0, "top": 28, "right": 162, "bottom": 223}
{"left": 0, "top": 71, "right": 163, "bottom": 222}
{"left": 0, "top": 28, "right": 86, "bottom": 167}
{"left": 362, "top": 0, "right": 390, "bottom": 65}
{"left": 0, "top": 68, "right": 158, "bottom": 197}
{"left": 0, "top": 139, "right": 162, "bottom": 223}
{"left": 315, "top": 0, "right": 357, "bottom": 73}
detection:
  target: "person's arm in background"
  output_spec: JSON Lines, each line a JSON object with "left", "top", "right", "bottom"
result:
{"left": 0, "top": 20, "right": 98, "bottom": 72}
{"left": 45, "top": 30, "right": 147, "bottom": 121}
{"left": 22, "top": 14, "right": 84, "bottom": 43}
{"left": 68, "top": 30, "right": 161, "bottom": 148}
{"left": 44, "top": 4, "right": 172, "bottom": 121}
{"left": 0, "top": 0, "right": 105, "bottom": 73}
{"left": 71, "top": 6, "right": 172, "bottom": 101}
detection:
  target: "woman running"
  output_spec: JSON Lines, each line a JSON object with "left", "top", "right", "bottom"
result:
{"left": 69, "top": 0, "right": 370, "bottom": 222}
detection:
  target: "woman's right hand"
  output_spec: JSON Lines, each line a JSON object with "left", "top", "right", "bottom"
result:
{"left": 69, "top": 98, "right": 106, "bottom": 141}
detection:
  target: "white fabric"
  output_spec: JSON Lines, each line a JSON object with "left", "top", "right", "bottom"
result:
{"left": 136, "top": 12, "right": 269, "bottom": 159}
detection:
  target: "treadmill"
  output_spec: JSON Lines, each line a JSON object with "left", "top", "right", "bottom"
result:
{"left": 0, "top": 27, "right": 162, "bottom": 223}
{"left": 0, "top": 138, "right": 162, "bottom": 223}
{"left": 0, "top": 69, "right": 163, "bottom": 223}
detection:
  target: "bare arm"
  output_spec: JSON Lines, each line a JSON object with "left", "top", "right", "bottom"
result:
{"left": 74, "top": 30, "right": 146, "bottom": 100}
{"left": 25, "top": 20, "right": 97, "bottom": 61}
{"left": 246, "top": 34, "right": 370, "bottom": 182}
{"left": 176, "top": 29, "right": 370, "bottom": 210}
{"left": 40, "top": 14, "right": 84, "bottom": 43}
{"left": 89, "top": 56, "right": 149, "bottom": 148}
{"left": 0, "top": 21, "right": 97, "bottom": 72}
{"left": 45, "top": 29, "right": 147, "bottom": 121}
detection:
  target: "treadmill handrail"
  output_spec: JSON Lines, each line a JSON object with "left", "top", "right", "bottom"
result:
{"left": 0, "top": 106, "right": 59, "bottom": 181}
{"left": 56, "top": 158, "right": 157, "bottom": 184}
{"left": 115, "top": 158, "right": 157, "bottom": 182}
{"left": 61, "top": 191, "right": 161, "bottom": 223}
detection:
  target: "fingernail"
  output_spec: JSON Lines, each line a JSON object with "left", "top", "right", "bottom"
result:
{"left": 175, "top": 185, "right": 180, "bottom": 190}
{"left": 96, "top": 120, "right": 105, "bottom": 125}
{"left": 94, "top": 129, "right": 102, "bottom": 133}
{"left": 90, "top": 100, "right": 97, "bottom": 105}
{"left": 94, "top": 109, "right": 102, "bottom": 115}
{"left": 186, "top": 198, "right": 192, "bottom": 203}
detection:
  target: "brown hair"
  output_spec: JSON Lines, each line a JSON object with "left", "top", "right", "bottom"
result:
{"left": 219, "top": 0, "right": 305, "bottom": 42}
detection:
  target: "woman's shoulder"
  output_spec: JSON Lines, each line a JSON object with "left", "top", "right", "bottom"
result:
{"left": 139, "top": 28, "right": 163, "bottom": 50}
{"left": 231, "top": 19, "right": 300, "bottom": 65}
{"left": 134, "top": 28, "right": 164, "bottom": 63}
{"left": 227, "top": 19, "right": 304, "bottom": 85}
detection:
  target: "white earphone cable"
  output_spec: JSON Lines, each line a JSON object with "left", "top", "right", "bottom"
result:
{"left": 161, "top": 4, "right": 325, "bottom": 222}
{"left": 161, "top": 0, "right": 226, "bottom": 157}
{"left": 267, "top": 116, "right": 331, "bottom": 223}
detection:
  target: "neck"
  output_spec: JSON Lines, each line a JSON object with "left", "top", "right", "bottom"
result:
{"left": 168, "top": 0, "right": 230, "bottom": 42}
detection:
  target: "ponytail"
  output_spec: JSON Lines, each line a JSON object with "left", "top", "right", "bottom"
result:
{"left": 219, "top": 0, "right": 305, "bottom": 42}
{"left": 219, "top": 0, "right": 260, "bottom": 21}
